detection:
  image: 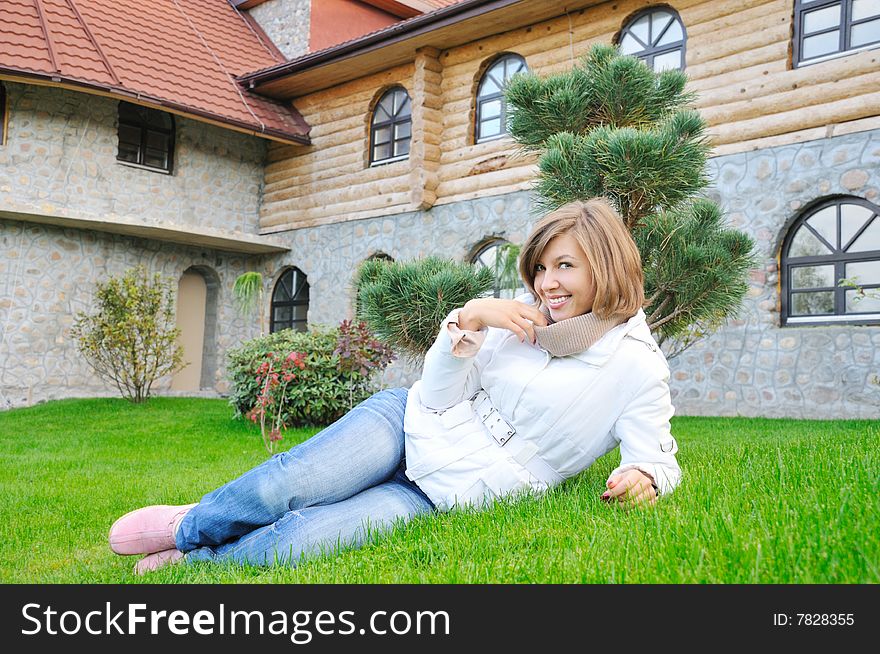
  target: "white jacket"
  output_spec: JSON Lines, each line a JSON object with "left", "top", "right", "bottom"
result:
{"left": 403, "top": 304, "right": 681, "bottom": 511}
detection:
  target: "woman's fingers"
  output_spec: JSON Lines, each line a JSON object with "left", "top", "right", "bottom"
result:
{"left": 603, "top": 470, "right": 657, "bottom": 510}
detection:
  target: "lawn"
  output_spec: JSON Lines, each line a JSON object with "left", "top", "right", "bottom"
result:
{"left": 0, "top": 397, "right": 877, "bottom": 584}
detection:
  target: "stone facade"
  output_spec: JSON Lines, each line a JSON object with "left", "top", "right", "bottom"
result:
{"left": 247, "top": 0, "right": 311, "bottom": 60}
{"left": 0, "top": 83, "right": 270, "bottom": 408}
{"left": 0, "top": 220, "right": 266, "bottom": 408}
{"left": 0, "top": 83, "right": 267, "bottom": 234}
{"left": 671, "top": 128, "right": 880, "bottom": 419}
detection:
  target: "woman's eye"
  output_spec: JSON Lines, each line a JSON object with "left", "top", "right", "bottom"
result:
{"left": 534, "top": 264, "right": 545, "bottom": 272}
{"left": 559, "top": 262, "right": 572, "bottom": 269}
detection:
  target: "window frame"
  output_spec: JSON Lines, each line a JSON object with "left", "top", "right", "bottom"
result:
{"left": 793, "top": 0, "right": 880, "bottom": 67}
{"left": 116, "top": 101, "right": 175, "bottom": 173}
{"left": 780, "top": 196, "right": 880, "bottom": 326}
{"left": 475, "top": 53, "right": 528, "bottom": 144}
{"left": 369, "top": 86, "right": 412, "bottom": 166}
{"left": 616, "top": 5, "right": 687, "bottom": 72}
{"left": 270, "top": 267, "right": 310, "bottom": 333}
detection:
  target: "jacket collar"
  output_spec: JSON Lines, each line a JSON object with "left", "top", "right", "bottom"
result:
{"left": 568, "top": 309, "right": 649, "bottom": 366}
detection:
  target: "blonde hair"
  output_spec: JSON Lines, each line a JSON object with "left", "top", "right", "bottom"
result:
{"left": 519, "top": 198, "right": 645, "bottom": 319}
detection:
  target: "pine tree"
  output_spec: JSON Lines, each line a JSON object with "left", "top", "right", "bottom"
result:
{"left": 506, "top": 44, "right": 755, "bottom": 353}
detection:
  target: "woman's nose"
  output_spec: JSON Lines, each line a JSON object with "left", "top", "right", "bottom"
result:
{"left": 541, "top": 271, "right": 558, "bottom": 291}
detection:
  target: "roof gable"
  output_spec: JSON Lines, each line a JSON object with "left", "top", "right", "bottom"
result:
{"left": 0, "top": 0, "right": 309, "bottom": 143}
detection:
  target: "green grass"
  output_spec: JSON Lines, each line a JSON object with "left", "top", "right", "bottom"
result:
{"left": 0, "top": 397, "right": 877, "bottom": 583}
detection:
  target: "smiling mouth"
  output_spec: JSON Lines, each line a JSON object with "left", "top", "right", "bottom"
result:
{"left": 546, "top": 295, "right": 571, "bottom": 308}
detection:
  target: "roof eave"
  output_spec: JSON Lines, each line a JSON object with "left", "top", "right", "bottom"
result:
{"left": 0, "top": 67, "right": 311, "bottom": 146}
{"left": 239, "top": 0, "right": 521, "bottom": 91}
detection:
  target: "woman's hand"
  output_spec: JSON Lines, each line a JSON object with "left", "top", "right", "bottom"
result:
{"left": 458, "top": 298, "right": 549, "bottom": 344}
{"left": 601, "top": 469, "right": 657, "bottom": 510}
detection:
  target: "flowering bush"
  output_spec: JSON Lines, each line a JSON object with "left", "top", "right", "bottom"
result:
{"left": 227, "top": 321, "right": 397, "bottom": 438}
{"left": 245, "top": 351, "right": 307, "bottom": 453}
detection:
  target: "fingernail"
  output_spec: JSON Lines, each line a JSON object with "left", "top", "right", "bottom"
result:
{"left": 601, "top": 492, "right": 610, "bottom": 501}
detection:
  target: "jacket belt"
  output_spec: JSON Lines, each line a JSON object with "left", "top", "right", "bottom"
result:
{"left": 471, "top": 390, "right": 564, "bottom": 486}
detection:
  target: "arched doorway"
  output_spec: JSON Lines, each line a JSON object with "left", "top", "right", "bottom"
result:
{"left": 171, "top": 266, "right": 219, "bottom": 391}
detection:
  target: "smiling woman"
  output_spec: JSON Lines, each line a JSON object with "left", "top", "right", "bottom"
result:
{"left": 108, "top": 197, "right": 680, "bottom": 575}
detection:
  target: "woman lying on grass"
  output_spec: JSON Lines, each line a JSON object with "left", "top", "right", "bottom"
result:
{"left": 109, "top": 198, "right": 682, "bottom": 574}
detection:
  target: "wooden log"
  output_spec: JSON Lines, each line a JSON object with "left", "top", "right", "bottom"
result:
{"left": 264, "top": 157, "right": 365, "bottom": 191}
{"left": 688, "top": 60, "right": 787, "bottom": 95}
{"left": 701, "top": 70, "right": 880, "bottom": 127}
{"left": 687, "top": 19, "right": 789, "bottom": 67}
{"left": 708, "top": 90, "right": 880, "bottom": 145}
{"left": 266, "top": 174, "right": 411, "bottom": 215}
{"left": 292, "top": 64, "right": 414, "bottom": 112}
{"left": 687, "top": 41, "right": 787, "bottom": 82}
{"left": 264, "top": 165, "right": 410, "bottom": 206}
{"left": 687, "top": 0, "right": 787, "bottom": 37}
{"left": 694, "top": 49, "right": 879, "bottom": 109}
{"left": 680, "top": 0, "right": 771, "bottom": 29}
{"left": 435, "top": 180, "right": 535, "bottom": 207}
{"left": 434, "top": 164, "right": 538, "bottom": 198}
{"left": 261, "top": 191, "right": 412, "bottom": 228}
{"left": 710, "top": 115, "right": 880, "bottom": 157}
{"left": 261, "top": 201, "right": 417, "bottom": 233}
{"left": 439, "top": 142, "right": 530, "bottom": 175}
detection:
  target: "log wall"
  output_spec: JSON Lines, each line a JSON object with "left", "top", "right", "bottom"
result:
{"left": 260, "top": 0, "right": 880, "bottom": 231}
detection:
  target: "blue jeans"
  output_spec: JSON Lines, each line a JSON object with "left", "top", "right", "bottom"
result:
{"left": 175, "top": 388, "right": 435, "bottom": 566}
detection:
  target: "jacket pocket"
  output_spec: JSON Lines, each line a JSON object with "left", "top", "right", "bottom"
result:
{"left": 447, "top": 459, "right": 532, "bottom": 510}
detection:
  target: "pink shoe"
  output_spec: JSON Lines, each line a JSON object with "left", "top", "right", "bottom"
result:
{"left": 109, "top": 503, "right": 197, "bottom": 555}
{"left": 135, "top": 548, "right": 184, "bottom": 575}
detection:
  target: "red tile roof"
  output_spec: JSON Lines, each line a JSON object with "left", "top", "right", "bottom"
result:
{"left": 0, "top": 0, "right": 310, "bottom": 143}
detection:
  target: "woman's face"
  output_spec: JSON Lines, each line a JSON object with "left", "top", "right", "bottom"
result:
{"left": 533, "top": 233, "right": 596, "bottom": 321}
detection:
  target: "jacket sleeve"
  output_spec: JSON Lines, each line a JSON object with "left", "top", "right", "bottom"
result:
{"left": 609, "top": 370, "right": 682, "bottom": 496}
{"left": 418, "top": 308, "right": 495, "bottom": 411}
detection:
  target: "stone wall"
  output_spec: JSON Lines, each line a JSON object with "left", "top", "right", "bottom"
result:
{"left": 0, "top": 219, "right": 265, "bottom": 409}
{"left": 671, "top": 128, "right": 880, "bottom": 419}
{"left": 0, "top": 83, "right": 267, "bottom": 235}
{"left": 247, "top": 0, "right": 311, "bottom": 60}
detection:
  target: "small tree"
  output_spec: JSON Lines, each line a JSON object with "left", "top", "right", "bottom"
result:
{"left": 354, "top": 256, "right": 494, "bottom": 359}
{"left": 505, "top": 44, "right": 755, "bottom": 354}
{"left": 72, "top": 265, "right": 185, "bottom": 403}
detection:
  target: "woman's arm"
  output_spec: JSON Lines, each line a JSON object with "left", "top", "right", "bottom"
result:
{"left": 418, "top": 298, "right": 548, "bottom": 411}
{"left": 607, "top": 371, "right": 682, "bottom": 502}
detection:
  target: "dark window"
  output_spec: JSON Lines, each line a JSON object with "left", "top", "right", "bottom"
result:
{"left": 270, "top": 267, "right": 309, "bottom": 333}
{"left": 117, "top": 101, "right": 174, "bottom": 172}
{"left": 472, "top": 239, "right": 525, "bottom": 299}
{"left": 370, "top": 87, "right": 411, "bottom": 165}
{"left": 617, "top": 6, "right": 687, "bottom": 71}
{"left": 475, "top": 54, "right": 527, "bottom": 143}
{"left": 781, "top": 197, "right": 880, "bottom": 325}
{"left": 794, "top": 0, "right": 880, "bottom": 66}
{"left": 0, "top": 83, "right": 6, "bottom": 146}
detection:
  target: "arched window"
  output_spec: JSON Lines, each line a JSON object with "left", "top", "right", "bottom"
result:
{"left": 617, "top": 7, "right": 687, "bottom": 72}
{"left": 270, "top": 267, "right": 309, "bottom": 333}
{"left": 475, "top": 54, "right": 528, "bottom": 143}
{"left": 781, "top": 197, "right": 880, "bottom": 325}
{"left": 794, "top": 0, "right": 880, "bottom": 67}
{"left": 471, "top": 239, "right": 525, "bottom": 299}
{"left": 116, "top": 101, "right": 174, "bottom": 172}
{"left": 370, "top": 87, "right": 411, "bottom": 165}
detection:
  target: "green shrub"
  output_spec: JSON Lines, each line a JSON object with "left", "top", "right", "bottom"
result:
{"left": 71, "top": 265, "right": 184, "bottom": 403}
{"left": 227, "top": 321, "right": 395, "bottom": 428}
